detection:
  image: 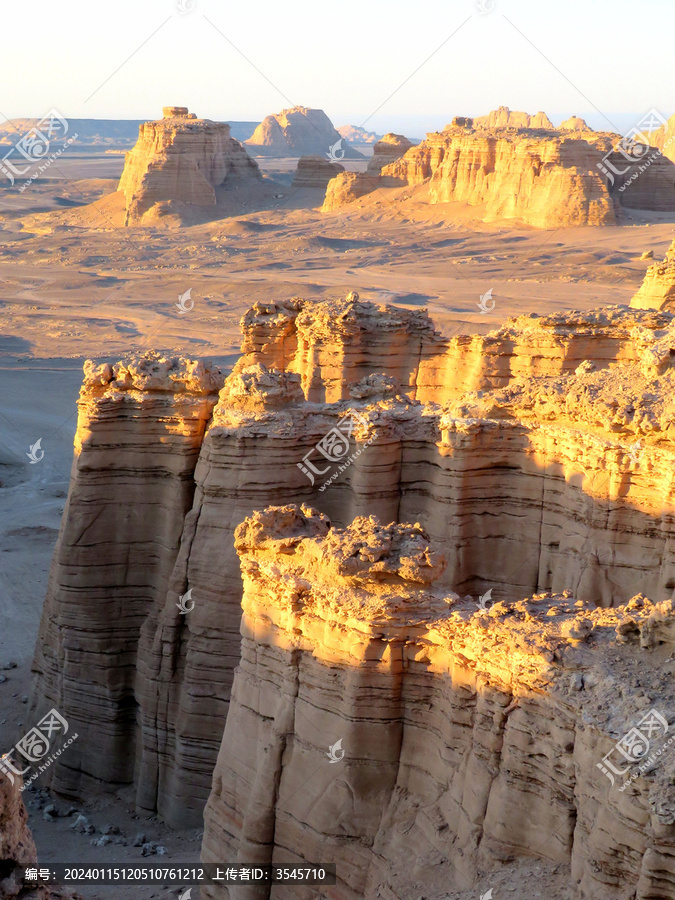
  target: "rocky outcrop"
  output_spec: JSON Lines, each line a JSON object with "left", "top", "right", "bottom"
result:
{"left": 474, "top": 105, "right": 554, "bottom": 129}
{"left": 32, "top": 297, "right": 675, "bottom": 845}
{"left": 645, "top": 113, "right": 675, "bottom": 164}
{"left": 118, "top": 107, "right": 261, "bottom": 225}
{"left": 321, "top": 172, "right": 379, "bottom": 211}
{"left": 337, "top": 125, "right": 382, "bottom": 144}
{"left": 246, "top": 107, "right": 364, "bottom": 159}
{"left": 378, "top": 122, "right": 675, "bottom": 223}
{"left": 291, "top": 155, "right": 344, "bottom": 189}
{"left": 560, "top": 115, "right": 592, "bottom": 131}
{"left": 0, "top": 775, "right": 63, "bottom": 899}
{"left": 366, "top": 133, "right": 413, "bottom": 176}
{"left": 31, "top": 353, "right": 223, "bottom": 797}
{"left": 631, "top": 238, "right": 675, "bottom": 310}
{"left": 202, "top": 504, "right": 675, "bottom": 900}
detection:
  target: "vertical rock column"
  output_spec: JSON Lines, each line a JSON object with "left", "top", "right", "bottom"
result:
{"left": 31, "top": 354, "right": 222, "bottom": 797}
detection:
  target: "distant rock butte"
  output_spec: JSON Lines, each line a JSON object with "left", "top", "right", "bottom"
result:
{"left": 291, "top": 154, "right": 344, "bottom": 189}
{"left": 366, "top": 132, "right": 414, "bottom": 176}
{"left": 337, "top": 124, "right": 382, "bottom": 144}
{"left": 631, "top": 237, "right": 675, "bottom": 310}
{"left": 323, "top": 112, "right": 675, "bottom": 223}
{"left": 32, "top": 297, "right": 675, "bottom": 858}
{"left": 474, "top": 105, "right": 554, "bottom": 129}
{"left": 560, "top": 115, "right": 593, "bottom": 131}
{"left": 118, "top": 107, "right": 261, "bottom": 225}
{"left": 246, "top": 105, "right": 364, "bottom": 158}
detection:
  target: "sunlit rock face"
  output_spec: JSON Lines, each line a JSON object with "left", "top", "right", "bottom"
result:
{"left": 31, "top": 297, "right": 675, "bottom": 841}
{"left": 201, "top": 504, "right": 675, "bottom": 900}
{"left": 632, "top": 238, "right": 675, "bottom": 311}
{"left": 322, "top": 109, "right": 675, "bottom": 222}
{"left": 118, "top": 107, "right": 261, "bottom": 225}
{"left": 366, "top": 133, "right": 413, "bottom": 176}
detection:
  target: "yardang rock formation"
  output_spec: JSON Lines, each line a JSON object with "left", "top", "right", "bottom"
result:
{"left": 632, "top": 238, "right": 675, "bottom": 310}
{"left": 30, "top": 295, "right": 675, "bottom": 899}
{"left": 323, "top": 109, "right": 675, "bottom": 225}
{"left": 119, "top": 106, "right": 262, "bottom": 225}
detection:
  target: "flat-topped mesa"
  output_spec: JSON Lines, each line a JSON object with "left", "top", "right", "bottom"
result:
{"left": 631, "top": 238, "right": 675, "bottom": 311}
{"left": 31, "top": 352, "right": 223, "bottom": 798}
{"left": 118, "top": 107, "right": 261, "bottom": 225}
{"left": 202, "top": 505, "right": 675, "bottom": 900}
{"left": 321, "top": 171, "right": 380, "bottom": 211}
{"left": 246, "top": 105, "right": 364, "bottom": 159}
{"left": 366, "top": 133, "right": 414, "bottom": 176}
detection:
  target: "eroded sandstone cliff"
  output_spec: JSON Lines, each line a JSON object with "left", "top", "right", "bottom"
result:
{"left": 202, "top": 505, "right": 675, "bottom": 900}
{"left": 31, "top": 296, "right": 675, "bottom": 856}
{"left": 119, "top": 107, "right": 261, "bottom": 225}
{"left": 322, "top": 116, "right": 675, "bottom": 223}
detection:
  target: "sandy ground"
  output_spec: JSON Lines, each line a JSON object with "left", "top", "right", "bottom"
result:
{"left": 0, "top": 150, "right": 673, "bottom": 899}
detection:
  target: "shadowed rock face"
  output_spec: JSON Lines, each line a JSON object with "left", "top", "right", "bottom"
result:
{"left": 291, "top": 155, "right": 344, "bottom": 189}
{"left": 118, "top": 107, "right": 261, "bottom": 225}
{"left": 201, "top": 504, "right": 675, "bottom": 900}
{"left": 632, "top": 238, "right": 675, "bottom": 310}
{"left": 31, "top": 298, "right": 675, "bottom": 851}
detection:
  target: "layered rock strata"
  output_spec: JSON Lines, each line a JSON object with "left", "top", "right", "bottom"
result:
{"left": 119, "top": 107, "right": 261, "bottom": 225}
{"left": 202, "top": 505, "right": 675, "bottom": 900}
{"left": 32, "top": 297, "right": 675, "bottom": 835}
{"left": 31, "top": 353, "right": 223, "bottom": 798}
{"left": 246, "top": 107, "right": 364, "bottom": 159}
{"left": 631, "top": 238, "right": 675, "bottom": 310}
{"left": 323, "top": 117, "right": 675, "bottom": 221}
{"left": 321, "top": 172, "right": 380, "bottom": 212}
{"left": 366, "top": 133, "right": 413, "bottom": 176}
{"left": 291, "top": 155, "right": 344, "bottom": 189}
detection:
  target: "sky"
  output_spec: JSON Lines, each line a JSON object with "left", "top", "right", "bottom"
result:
{"left": 1, "top": 0, "right": 673, "bottom": 138}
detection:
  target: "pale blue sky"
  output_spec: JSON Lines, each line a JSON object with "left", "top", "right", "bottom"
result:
{"left": 2, "top": 0, "right": 673, "bottom": 136}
